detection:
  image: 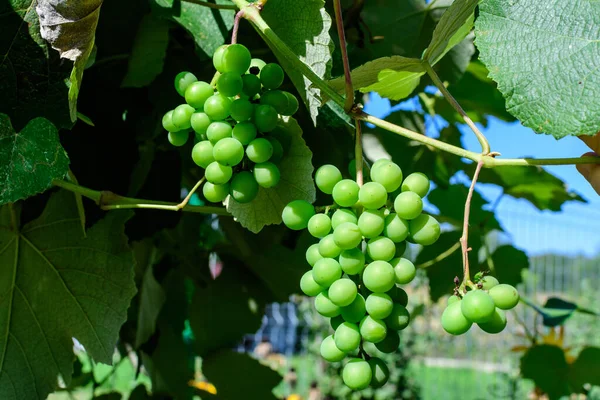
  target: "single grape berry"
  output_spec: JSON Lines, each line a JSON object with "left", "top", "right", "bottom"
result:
{"left": 242, "top": 74, "right": 261, "bottom": 98}
{"left": 254, "top": 104, "right": 279, "bottom": 132}
{"left": 371, "top": 161, "right": 403, "bottom": 193}
{"left": 383, "top": 213, "right": 409, "bottom": 243}
{"left": 206, "top": 121, "right": 233, "bottom": 144}
{"left": 394, "top": 191, "right": 423, "bottom": 220}
{"left": 480, "top": 276, "right": 500, "bottom": 290}
{"left": 216, "top": 72, "right": 243, "bottom": 97}
{"left": 254, "top": 162, "right": 280, "bottom": 188}
{"left": 448, "top": 295, "right": 461, "bottom": 305}
{"left": 392, "top": 258, "right": 416, "bottom": 285}
{"left": 174, "top": 71, "right": 197, "bottom": 96}
{"left": 191, "top": 141, "right": 215, "bottom": 168}
{"left": 300, "top": 270, "right": 325, "bottom": 297}
{"left": 461, "top": 290, "right": 496, "bottom": 323}
{"left": 330, "top": 316, "right": 344, "bottom": 331}
{"left": 338, "top": 248, "right": 366, "bottom": 275}
{"left": 357, "top": 209, "right": 386, "bottom": 239}
{"left": 212, "top": 137, "right": 244, "bottom": 166}
{"left": 282, "top": 200, "right": 315, "bottom": 230}
{"left": 247, "top": 58, "right": 266, "bottom": 75}
{"left": 374, "top": 330, "right": 399, "bottom": 353}
{"left": 172, "top": 104, "right": 195, "bottom": 130}
{"left": 331, "top": 209, "right": 358, "bottom": 231}
{"left": 332, "top": 179, "right": 360, "bottom": 207}
{"left": 489, "top": 284, "right": 520, "bottom": 310}
{"left": 320, "top": 335, "right": 346, "bottom": 362}
{"left": 168, "top": 131, "right": 189, "bottom": 147}
{"left": 307, "top": 213, "right": 332, "bottom": 238}
{"left": 477, "top": 308, "right": 507, "bottom": 334}
{"left": 315, "top": 164, "right": 343, "bottom": 194}
{"left": 268, "top": 137, "right": 284, "bottom": 164}
{"left": 260, "top": 90, "right": 289, "bottom": 114}
{"left": 204, "top": 94, "right": 232, "bottom": 121}
{"left": 260, "top": 63, "right": 285, "bottom": 89}
{"left": 190, "top": 112, "right": 212, "bottom": 135}
{"left": 162, "top": 110, "right": 178, "bottom": 132}
{"left": 306, "top": 243, "right": 323, "bottom": 267}
{"left": 402, "top": 172, "right": 430, "bottom": 198}
{"left": 185, "top": 81, "right": 213, "bottom": 108}
{"left": 385, "top": 303, "right": 410, "bottom": 330}
{"left": 387, "top": 286, "right": 408, "bottom": 307}
{"left": 232, "top": 122, "right": 257, "bottom": 145}
{"left": 359, "top": 315, "right": 387, "bottom": 343}
{"left": 341, "top": 294, "right": 366, "bottom": 323}
{"left": 230, "top": 99, "right": 254, "bottom": 122}
{"left": 366, "top": 293, "right": 394, "bottom": 319}
{"left": 230, "top": 171, "right": 259, "bottom": 204}
{"left": 318, "top": 234, "right": 342, "bottom": 258}
{"left": 281, "top": 91, "right": 299, "bottom": 116}
{"left": 441, "top": 301, "right": 472, "bottom": 335}
{"left": 362, "top": 260, "right": 395, "bottom": 293}
{"left": 367, "top": 237, "right": 396, "bottom": 262}
{"left": 205, "top": 162, "right": 233, "bottom": 184}
{"left": 328, "top": 278, "right": 358, "bottom": 307}
{"left": 343, "top": 359, "right": 372, "bottom": 390}
{"left": 212, "top": 45, "right": 228, "bottom": 72}
{"left": 409, "top": 214, "right": 441, "bottom": 246}
{"left": 202, "top": 182, "right": 229, "bottom": 203}
{"left": 335, "top": 322, "right": 361, "bottom": 353}
{"left": 359, "top": 182, "right": 388, "bottom": 210}
{"left": 395, "top": 241, "right": 407, "bottom": 258}
{"left": 246, "top": 138, "right": 274, "bottom": 163}
{"left": 315, "top": 292, "right": 341, "bottom": 318}
{"left": 221, "top": 44, "right": 252, "bottom": 75}
{"left": 333, "top": 222, "right": 363, "bottom": 250}
{"left": 368, "top": 358, "right": 390, "bottom": 388}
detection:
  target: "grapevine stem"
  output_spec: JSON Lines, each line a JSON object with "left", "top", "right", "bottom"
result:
{"left": 52, "top": 180, "right": 232, "bottom": 216}
{"left": 177, "top": 177, "right": 206, "bottom": 210}
{"left": 424, "top": 62, "right": 491, "bottom": 155}
{"left": 231, "top": 10, "right": 245, "bottom": 44}
{"left": 333, "top": 0, "right": 355, "bottom": 113}
{"left": 355, "top": 120, "right": 364, "bottom": 186}
{"left": 460, "top": 159, "right": 484, "bottom": 288}
{"left": 181, "top": 0, "right": 238, "bottom": 10}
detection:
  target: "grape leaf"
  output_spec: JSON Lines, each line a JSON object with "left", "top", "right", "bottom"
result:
{"left": 569, "top": 347, "right": 600, "bottom": 390}
{"left": 522, "top": 296, "right": 600, "bottom": 327}
{"left": 262, "top": 0, "right": 333, "bottom": 124}
{"left": 475, "top": 0, "right": 600, "bottom": 138}
{"left": 0, "top": 190, "right": 136, "bottom": 400}
{"left": 0, "top": 115, "right": 70, "bottom": 205}
{"left": 521, "top": 345, "right": 570, "bottom": 400}
{"left": 122, "top": 13, "right": 170, "bottom": 88}
{"left": 486, "top": 245, "right": 528, "bottom": 287}
{"left": 0, "top": 1, "right": 72, "bottom": 131}
{"left": 225, "top": 117, "right": 316, "bottom": 233}
{"left": 150, "top": 0, "right": 234, "bottom": 57}
{"left": 135, "top": 264, "right": 165, "bottom": 348}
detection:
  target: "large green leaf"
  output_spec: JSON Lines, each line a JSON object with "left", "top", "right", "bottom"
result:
{"left": 135, "top": 263, "right": 165, "bottom": 348}
{"left": 0, "top": 115, "right": 69, "bottom": 205}
{"left": 150, "top": 0, "right": 234, "bottom": 57}
{"left": 225, "top": 117, "right": 315, "bottom": 233}
{"left": 475, "top": 0, "right": 600, "bottom": 138}
{"left": 0, "top": 191, "right": 136, "bottom": 400}
{"left": 486, "top": 245, "right": 528, "bottom": 287}
{"left": 262, "top": 0, "right": 333, "bottom": 124}
{"left": 569, "top": 347, "right": 600, "bottom": 390}
{"left": 521, "top": 345, "right": 570, "bottom": 400}
{"left": 0, "top": 1, "right": 72, "bottom": 131}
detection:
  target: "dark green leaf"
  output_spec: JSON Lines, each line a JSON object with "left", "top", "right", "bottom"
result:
{"left": 520, "top": 345, "right": 570, "bottom": 400}
{"left": 487, "top": 245, "right": 528, "bottom": 287}
{"left": 569, "top": 347, "right": 600, "bottom": 390}
{"left": 135, "top": 262, "right": 165, "bottom": 348}
{"left": 0, "top": 114, "right": 70, "bottom": 205}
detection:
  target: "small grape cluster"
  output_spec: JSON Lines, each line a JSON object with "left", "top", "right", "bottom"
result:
{"left": 161, "top": 43, "right": 299, "bottom": 204}
{"left": 441, "top": 275, "right": 520, "bottom": 335}
{"left": 281, "top": 159, "right": 441, "bottom": 390}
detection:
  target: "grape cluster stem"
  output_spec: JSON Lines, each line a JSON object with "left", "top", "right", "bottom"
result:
{"left": 459, "top": 159, "right": 484, "bottom": 290}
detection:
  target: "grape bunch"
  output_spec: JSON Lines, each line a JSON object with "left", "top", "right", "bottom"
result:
{"left": 281, "top": 159, "right": 441, "bottom": 390}
{"left": 161, "top": 43, "right": 299, "bottom": 204}
{"left": 441, "top": 275, "right": 520, "bottom": 335}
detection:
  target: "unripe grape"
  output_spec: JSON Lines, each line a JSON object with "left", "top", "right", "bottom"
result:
{"left": 332, "top": 179, "right": 360, "bottom": 207}
{"left": 190, "top": 112, "right": 212, "bottom": 135}
{"left": 368, "top": 358, "right": 390, "bottom": 388}
{"left": 254, "top": 104, "right": 278, "bottom": 132}
{"left": 206, "top": 121, "right": 232, "bottom": 144}
{"left": 328, "top": 278, "right": 358, "bottom": 307}
{"left": 371, "top": 159, "right": 391, "bottom": 172}
{"left": 213, "top": 137, "right": 244, "bottom": 166}
{"left": 185, "top": 81, "right": 213, "bottom": 108}
{"left": 307, "top": 213, "right": 332, "bottom": 238}
{"left": 385, "top": 303, "right": 410, "bottom": 330}
{"left": 202, "top": 182, "right": 229, "bottom": 203}
{"left": 230, "top": 98, "right": 254, "bottom": 122}
{"left": 281, "top": 91, "right": 299, "bottom": 116}
{"left": 335, "top": 322, "right": 361, "bottom": 353}
{"left": 300, "top": 270, "right": 324, "bottom": 297}
{"left": 246, "top": 138, "right": 274, "bottom": 163}
{"left": 162, "top": 110, "right": 178, "bottom": 132}
{"left": 174, "top": 71, "right": 197, "bottom": 96}
{"left": 221, "top": 44, "right": 252, "bottom": 75}
{"left": 254, "top": 162, "right": 280, "bottom": 188}
{"left": 359, "top": 182, "right": 388, "bottom": 210}
{"left": 358, "top": 209, "right": 385, "bottom": 238}
{"left": 204, "top": 94, "right": 232, "bottom": 121}
{"left": 394, "top": 191, "right": 423, "bottom": 220}
{"left": 315, "top": 164, "right": 343, "bottom": 194}
{"left": 306, "top": 243, "right": 323, "bottom": 266}
{"left": 333, "top": 222, "right": 363, "bottom": 250}
{"left": 341, "top": 294, "right": 366, "bottom": 323}
{"left": 383, "top": 213, "right": 409, "bottom": 242}
{"left": 247, "top": 58, "right": 266, "bottom": 75}
{"left": 366, "top": 293, "right": 394, "bottom": 319}
{"left": 172, "top": 104, "right": 195, "bottom": 130}
{"left": 362, "top": 261, "right": 395, "bottom": 293}
{"left": 312, "top": 258, "right": 342, "bottom": 288}
{"left": 339, "top": 248, "right": 366, "bottom": 275}
{"left": 168, "top": 131, "right": 189, "bottom": 147}
{"left": 216, "top": 72, "right": 243, "bottom": 97}
{"left": 374, "top": 330, "right": 400, "bottom": 354}
{"left": 232, "top": 122, "right": 257, "bottom": 145}
{"left": 320, "top": 335, "right": 346, "bottom": 362}
{"left": 391, "top": 258, "right": 416, "bottom": 284}
{"left": 448, "top": 295, "right": 460, "bottom": 305}
{"left": 192, "top": 141, "right": 215, "bottom": 168}
{"left": 409, "top": 214, "right": 441, "bottom": 246}
{"left": 318, "top": 234, "right": 342, "bottom": 258}
{"left": 360, "top": 315, "right": 387, "bottom": 343}
{"left": 331, "top": 208, "right": 357, "bottom": 229}
{"left": 315, "top": 292, "right": 341, "bottom": 317}
{"left": 260, "top": 63, "right": 285, "bottom": 89}
{"left": 260, "top": 90, "right": 289, "bottom": 114}
{"left": 342, "top": 359, "right": 372, "bottom": 390}
{"left": 461, "top": 290, "right": 496, "bottom": 323}
{"left": 212, "top": 45, "right": 227, "bottom": 72}
{"left": 282, "top": 200, "right": 315, "bottom": 230}
{"left": 477, "top": 308, "right": 507, "bottom": 334}
{"left": 205, "top": 162, "right": 233, "bottom": 184}
{"left": 229, "top": 171, "right": 259, "bottom": 203}
{"left": 402, "top": 172, "right": 430, "bottom": 198}
{"left": 387, "top": 286, "right": 408, "bottom": 307}
{"left": 330, "top": 316, "right": 344, "bottom": 331}
{"left": 242, "top": 74, "right": 261, "bottom": 98}
{"left": 480, "top": 276, "right": 500, "bottom": 290}
{"left": 489, "top": 284, "right": 520, "bottom": 310}
{"left": 267, "top": 137, "right": 284, "bottom": 164}
{"left": 367, "top": 237, "right": 396, "bottom": 262}
{"left": 371, "top": 161, "right": 403, "bottom": 193}
{"left": 441, "top": 301, "right": 472, "bottom": 335}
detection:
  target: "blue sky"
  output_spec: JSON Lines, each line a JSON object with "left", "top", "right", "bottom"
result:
{"left": 365, "top": 93, "right": 600, "bottom": 257}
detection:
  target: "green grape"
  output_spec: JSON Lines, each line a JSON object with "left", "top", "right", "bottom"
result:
{"left": 328, "top": 278, "right": 358, "bottom": 307}
{"left": 212, "top": 137, "right": 244, "bottom": 166}
{"left": 402, "top": 172, "right": 430, "bottom": 198}
{"left": 206, "top": 121, "right": 233, "bottom": 144}
{"left": 216, "top": 72, "right": 243, "bottom": 97}
{"left": 184, "top": 81, "right": 213, "bottom": 108}
{"left": 267, "top": 137, "right": 284, "bottom": 164}
{"left": 260, "top": 90, "right": 289, "bottom": 114}
{"left": 366, "top": 293, "right": 394, "bottom": 320}
{"left": 343, "top": 359, "right": 372, "bottom": 390}
{"left": 254, "top": 104, "right": 279, "bottom": 132}
{"left": 441, "top": 301, "right": 472, "bottom": 335}
{"left": 313, "top": 258, "right": 342, "bottom": 288}
{"left": 360, "top": 315, "right": 387, "bottom": 343}
{"left": 319, "top": 234, "right": 342, "bottom": 258}
{"left": 205, "top": 162, "right": 233, "bottom": 184}
{"left": 395, "top": 241, "right": 407, "bottom": 258}
{"left": 320, "top": 335, "right": 346, "bottom": 362}
{"left": 300, "top": 270, "right": 324, "bottom": 297}
{"left": 191, "top": 141, "right": 215, "bottom": 168}
{"left": 359, "top": 182, "right": 388, "bottom": 210}
{"left": 315, "top": 164, "right": 343, "bottom": 194}
{"left": 333, "top": 222, "right": 363, "bottom": 250}
{"left": 368, "top": 358, "right": 390, "bottom": 388}
{"left": 371, "top": 161, "right": 403, "bottom": 193}
{"left": 204, "top": 94, "right": 232, "bottom": 121}
{"left": 489, "top": 284, "right": 520, "bottom": 310}
{"left": 335, "top": 322, "right": 361, "bottom": 353}
{"left": 331, "top": 208, "right": 358, "bottom": 229}
{"left": 366, "top": 237, "right": 396, "bottom": 262}
{"left": 315, "top": 292, "right": 341, "bottom": 318}
{"left": 190, "top": 112, "right": 212, "bottom": 135}
{"left": 307, "top": 213, "right": 332, "bottom": 238}
{"left": 478, "top": 308, "right": 507, "bottom": 334}
{"left": 331, "top": 316, "right": 344, "bottom": 331}
{"left": 409, "top": 214, "right": 441, "bottom": 246}
{"left": 341, "top": 294, "right": 366, "bottom": 323}
{"left": 221, "top": 44, "right": 252, "bottom": 75}
{"left": 448, "top": 295, "right": 461, "bottom": 305}
{"left": 385, "top": 304, "right": 410, "bottom": 330}
{"left": 246, "top": 138, "right": 274, "bottom": 163}
{"left": 374, "top": 330, "right": 399, "bottom": 354}
{"left": 260, "top": 63, "right": 284, "bottom": 89}
{"left": 332, "top": 179, "right": 360, "bottom": 207}
{"left": 230, "top": 99, "right": 254, "bottom": 122}
{"left": 282, "top": 200, "right": 315, "bottom": 230}
{"left": 229, "top": 171, "right": 259, "bottom": 203}
{"left": 247, "top": 58, "right": 266, "bottom": 75}
{"left": 232, "top": 122, "right": 257, "bottom": 145}
{"left": 202, "top": 182, "right": 229, "bottom": 203}
{"left": 174, "top": 71, "right": 197, "bottom": 96}
{"left": 383, "top": 213, "right": 409, "bottom": 243}
{"left": 358, "top": 209, "right": 385, "bottom": 238}
{"left": 172, "top": 104, "right": 195, "bottom": 130}
{"left": 306, "top": 243, "right": 323, "bottom": 267}
{"left": 371, "top": 158, "right": 391, "bottom": 172}
{"left": 212, "top": 45, "right": 228, "bottom": 72}
{"left": 394, "top": 191, "right": 423, "bottom": 220}
{"left": 281, "top": 91, "right": 299, "bottom": 116}
{"left": 480, "top": 276, "right": 500, "bottom": 290}
{"left": 162, "top": 110, "right": 178, "bottom": 132}
{"left": 391, "top": 258, "right": 416, "bottom": 284}
{"left": 168, "top": 131, "right": 189, "bottom": 147}
{"left": 242, "top": 74, "right": 261, "bottom": 98}
{"left": 339, "top": 248, "right": 366, "bottom": 275}
{"left": 461, "top": 290, "right": 496, "bottom": 323}
{"left": 362, "top": 260, "right": 395, "bottom": 293}
{"left": 387, "top": 286, "right": 408, "bottom": 307}
{"left": 254, "top": 162, "right": 280, "bottom": 188}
